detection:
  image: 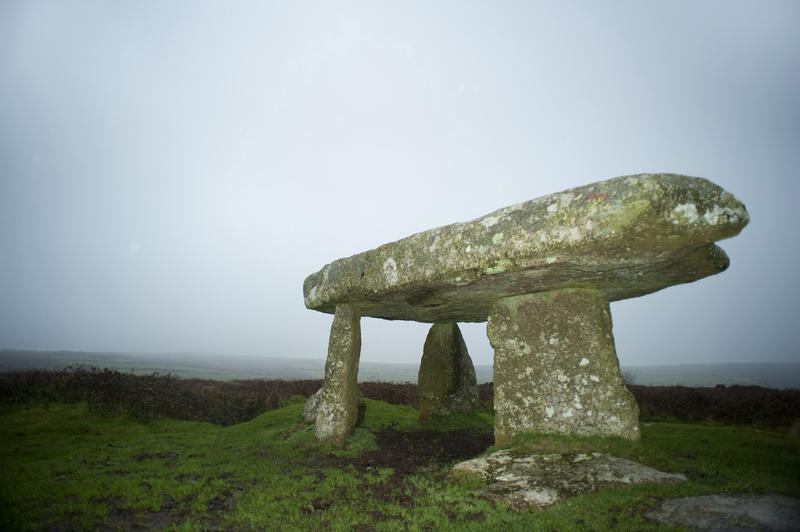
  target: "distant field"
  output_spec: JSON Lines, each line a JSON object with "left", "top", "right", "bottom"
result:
{"left": 623, "top": 362, "right": 800, "bottom": 390}
{"left": 1, "top": 349, "right": 798, "bottom": 389}
{"left": 0, "top": 349, "right": 324, "bottom": 382}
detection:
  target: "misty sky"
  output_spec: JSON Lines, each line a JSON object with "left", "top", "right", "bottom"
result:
{"left": 1, "top": 1, "right": 798, "bottom": 368}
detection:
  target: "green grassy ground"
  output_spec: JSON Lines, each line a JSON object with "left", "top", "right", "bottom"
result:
{"left": 2, "top": 398, "right": 798, "bottom": 531}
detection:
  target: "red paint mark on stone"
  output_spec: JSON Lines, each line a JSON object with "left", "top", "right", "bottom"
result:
{"left": 586, "top": 193, "right": 608, "bottom": 201}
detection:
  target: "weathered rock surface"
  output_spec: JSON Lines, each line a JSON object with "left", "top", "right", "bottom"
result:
{"left": 304, "top": 174, "right": 748, "bottom": 322}
{"left": 306, "top": 174, "right": 748, "bottom": 445}
{"left": 488, "top": 288, "right": 639, "bottom": 445}
{"left": 452, "top": 449, "right": 686, "bottom": 510}
{"left": 645, "top": 494, "right": 800, "bottom": 531}
{"left": 303, "top": 388, "right": 322, "bottom": 424}
{"left": 315, "top": 304, "right": 362, "bottom": 445}
{"left": 305, "top": 387, "right": 365, "bottom": 426}
{"left": 418, "top": 322, "right": 478, "bottom": 419}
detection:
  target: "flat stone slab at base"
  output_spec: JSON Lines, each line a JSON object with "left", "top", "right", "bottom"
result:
{"left": 452, "top": 450, "right": 686, "bottom": 510}
{"left": 645, "top": 494, "right": 800, "bottom": 531}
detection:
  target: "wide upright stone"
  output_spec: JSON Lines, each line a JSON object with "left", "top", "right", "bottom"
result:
{"left": 304, "top": 174, "right": 748, "bottom": 322}
{"left": 315, "top": 304, "right": 362, "bottom": 445}
{"left": 418, "top": 322, "right": 479, "bottom": 419}
{"left": 488, "top": 289, "right": 639, "bottom": 446}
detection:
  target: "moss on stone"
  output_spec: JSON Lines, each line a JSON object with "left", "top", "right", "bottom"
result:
{"left": 488, "top": 289, "right": 640, "bottom": 446}
{"left": 315, "top": 304, "right": 362, "bottom": 446}
{"left": 418, "top": 322, "right": 478, "bottom": 420}
{"left": 304, "top": 173, "right": 748, "bottom": 323}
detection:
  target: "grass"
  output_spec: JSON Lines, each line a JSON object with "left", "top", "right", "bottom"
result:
{"left": 1, "top": 397, "right": 799, "bottom": 531}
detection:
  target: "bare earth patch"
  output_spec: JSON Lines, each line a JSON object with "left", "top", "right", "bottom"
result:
{"left": 312, "top": 428, "right": 494, "bottom": 476}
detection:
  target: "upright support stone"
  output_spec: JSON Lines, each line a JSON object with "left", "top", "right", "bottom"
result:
{"left": 418, "top": 322, "right": 479, "bottom": 420}
{"left": 315, "top": 304, "right": 362, "bottom": 446}
{"left": 487, "top": 288, "right": 639, "bottom": 447}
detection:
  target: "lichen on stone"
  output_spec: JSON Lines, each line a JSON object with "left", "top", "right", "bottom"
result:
{"left": 303, "top": 173, "right": 748, "bottom": 323}
{"left": 488, "top": 289, "right": 639, "bottom": 446}
{"left": 307, "top": 174, "right": 749, "bottom": 447}
{"left": 418, "top": 322, "right": 479, "bottom": 419}
{"left": 452, "top": 449, "right": 686, "bottom": 510}
{"left": 315, "top": 304, "right": 363, "bottom": 446}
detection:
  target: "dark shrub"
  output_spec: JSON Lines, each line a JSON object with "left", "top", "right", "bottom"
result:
{"left": 628, "top": 384, "right": 800, "bottom": 429}
{"left": 0, "top": 367, "right": 323, "bottom": 425}
{"left": 2, "top": 369, "right": 797, "bottom": 430}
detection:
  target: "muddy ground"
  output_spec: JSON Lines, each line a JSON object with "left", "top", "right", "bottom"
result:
{"left": 92, "top": 427, "right": 495, "bottom": 530}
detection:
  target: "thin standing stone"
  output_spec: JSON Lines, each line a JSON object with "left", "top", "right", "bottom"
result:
{"left": 315, "top": 304, "right": 362, "bottom": 445}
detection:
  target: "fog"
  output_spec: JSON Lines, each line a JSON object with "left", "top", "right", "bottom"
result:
{"left": 1, "top": 1, "right": 798, "bottom": 367}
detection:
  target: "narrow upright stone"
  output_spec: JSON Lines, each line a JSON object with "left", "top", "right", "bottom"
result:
{"left": 418, "top": 322, "right": 479, "bottom": 420}
{"left": 315, "top": 304, "right": 362, "bottom": 446}
{"left": 488, "top": 289, "right": 639, "bottom": 446}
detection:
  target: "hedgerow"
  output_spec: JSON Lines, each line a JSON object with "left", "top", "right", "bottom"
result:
{"left": 1, "top": 368, "right": 797, "bottom": 429}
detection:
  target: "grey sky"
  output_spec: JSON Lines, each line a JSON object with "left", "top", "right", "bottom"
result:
{"left": 1, "top": 1, "right": 798, "bottom": 367}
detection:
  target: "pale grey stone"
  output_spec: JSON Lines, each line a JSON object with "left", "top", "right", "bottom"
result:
{"left": 304, "top": 174, "right": 748, "bottom": 323}
{"left": 315, "top": 304, "right": 362, "bottom": 445}
{"left": 418, "top": 322, "right": 478, "bottom": 419}
{"left": 303, "top": 389, "right": 322, "bottom": 424}
{"left": 452, "top": 450, "right": 686, "bottom": 510}
{"left": 488, "top": 288, "right": 640, "bottom": 445}
{"left": 304, "top": 387, "right": 365, "bottom": 426}
{"left": 645, "top": 494, "right": 800, "bottom": 531}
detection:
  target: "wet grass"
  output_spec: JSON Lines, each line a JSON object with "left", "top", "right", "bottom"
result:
{"left": 2, "top": 395, "right": 799, "bottom": 530}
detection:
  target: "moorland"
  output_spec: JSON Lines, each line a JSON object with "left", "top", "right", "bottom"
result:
{"left": 1, "top": 366, "right": 799, "bottom": 530}
{"left": 4, "top": 348, "right": 800, "bottom": 388}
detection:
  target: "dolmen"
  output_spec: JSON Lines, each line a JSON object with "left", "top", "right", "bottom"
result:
{"left": 303, "top": 174, "right": 749, "bottom": 446}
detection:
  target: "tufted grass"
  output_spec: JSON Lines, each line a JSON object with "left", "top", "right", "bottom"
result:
{"left": 1, "top": 397, "right": 799, "bottom": 531}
